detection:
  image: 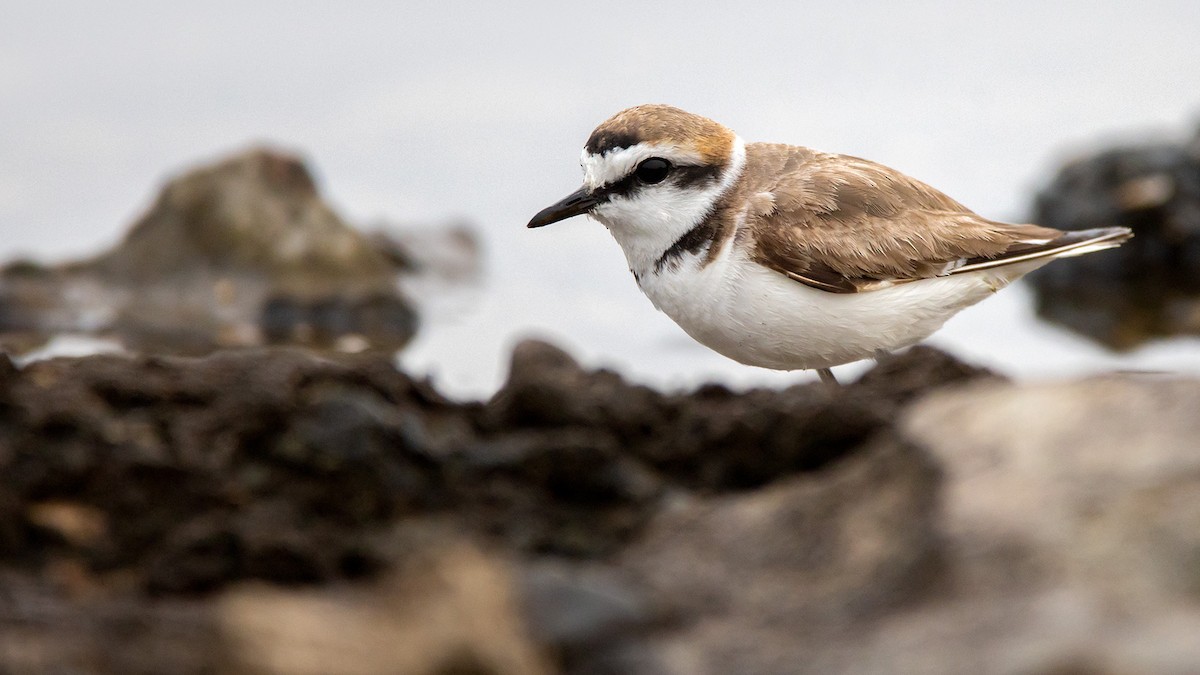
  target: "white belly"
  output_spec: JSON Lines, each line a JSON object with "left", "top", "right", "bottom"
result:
{"left": 637, "top": 248, "right": 1019, "bottom": 371}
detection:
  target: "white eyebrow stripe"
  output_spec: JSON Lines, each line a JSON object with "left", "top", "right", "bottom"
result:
{"left": 580, "top": 142, "right": 706, "bottom": 191}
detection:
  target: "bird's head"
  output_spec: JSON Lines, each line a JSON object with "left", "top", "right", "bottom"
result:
{"left": 528, "top": 105, "right": 746, "bottom": 250}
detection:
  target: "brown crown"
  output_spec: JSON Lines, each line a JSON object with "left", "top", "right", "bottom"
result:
{"left": 584, "top": 105, "right": 736, "bottom": 165}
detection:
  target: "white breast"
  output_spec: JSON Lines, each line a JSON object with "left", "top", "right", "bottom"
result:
{"left": 637, "top": 243, "right": 1023, "bottom": 371}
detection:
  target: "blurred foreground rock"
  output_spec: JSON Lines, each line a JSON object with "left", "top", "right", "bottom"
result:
{"left": 0, "top": 148, "right": 480, "bottom": 356}
{"left": 1030, "top": 122, "right": 1200, "bottom": 348}
{"left": 1, "top": 342, "right": 1198, "bottom": 674}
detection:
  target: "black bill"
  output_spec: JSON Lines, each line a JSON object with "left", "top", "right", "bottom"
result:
{"left": 527, "top": 186, "right": 597, "bottom": 228}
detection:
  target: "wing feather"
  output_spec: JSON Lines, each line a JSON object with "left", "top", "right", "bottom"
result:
{"left": 740, "top": 144, "right": 1066, "bottom": 293}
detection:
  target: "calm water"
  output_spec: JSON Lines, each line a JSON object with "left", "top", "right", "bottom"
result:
{"left": 3, "top": 2, "right": 1200, "bottom": 398}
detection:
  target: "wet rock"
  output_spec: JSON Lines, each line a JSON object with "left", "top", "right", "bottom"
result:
{"left": 1028, "top": 124, "right": 1200, "bottom": 348}
{"left": 0, "top": 148, "right": 480, "bottom": 356}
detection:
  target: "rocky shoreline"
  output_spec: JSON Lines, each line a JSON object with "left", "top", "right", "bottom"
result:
{"left": 3, "top": 131, "right": 1200, "bottom": 673}
{"left": 2, "top": 342, "right": 1199, "bottom": 674}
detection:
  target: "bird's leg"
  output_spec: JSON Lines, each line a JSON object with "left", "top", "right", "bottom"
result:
{"left": 817, "top": 368, "right": 840, "bottom": 387}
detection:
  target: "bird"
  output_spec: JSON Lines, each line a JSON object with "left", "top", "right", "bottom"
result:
{"left": 527, "top": 104, "right": 1132, "bottom": 385}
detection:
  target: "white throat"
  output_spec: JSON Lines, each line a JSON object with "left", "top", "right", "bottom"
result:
{"left": 589, "top": 136, "right": 747, "bottom": 276}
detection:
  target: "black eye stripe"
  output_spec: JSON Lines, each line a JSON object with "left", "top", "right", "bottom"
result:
{"left": 592, "top": 173, "right": 639, "bottom": 201}
{"left": 672, "top": 164, "right": 722, "bottom": 188}
{"left": 591, "top": 163, "right": 723, "bottom": 202}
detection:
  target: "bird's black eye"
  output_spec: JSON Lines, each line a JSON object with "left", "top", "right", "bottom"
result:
{"left": 635, "top": 158, "right": 671, "bottom": 184}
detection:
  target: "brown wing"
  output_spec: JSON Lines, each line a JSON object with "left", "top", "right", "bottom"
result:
{"left": 741, "top": 144, "right": 1062, "bottom": 293}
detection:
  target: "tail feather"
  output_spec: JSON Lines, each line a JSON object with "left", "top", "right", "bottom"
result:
{"left": 948, "top": 227, "right": 1132, "bottom": 276}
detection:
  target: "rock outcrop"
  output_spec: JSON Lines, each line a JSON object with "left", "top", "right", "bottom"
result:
{"left": 0, "top": 149, "right": 476, "bottom": 356}
{"left": 1029, "top": 123, "right": 1200, "bottom": 348}
{"left": 2, "top": 341, "right": 1198, "bottom": 674}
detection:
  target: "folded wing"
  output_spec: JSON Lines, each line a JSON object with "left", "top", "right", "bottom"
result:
{"left": 743, "top": 145, "right": 1129, "bottom": 293}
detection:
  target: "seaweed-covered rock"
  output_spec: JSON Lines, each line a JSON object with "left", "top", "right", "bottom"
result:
{"left": 1029, "top": 125, "right": 1200, "bottom": 348}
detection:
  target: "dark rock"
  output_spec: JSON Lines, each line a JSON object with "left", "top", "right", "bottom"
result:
{"left": 259, "top": 291, "right": 419, "bottom": 350}
{"left": 349, "top": 292, "right": 420, "bottom": 346}
{"left": 0, "top": 349, "right": 452, "bottom": 592}
{"left": 484, "top": 341, "right": 987, "bottom": 496}
{"left": 259, "top": 294, "right": 308, "bottom": 343}
{"left": 0, "top": 339, "right": 1035, "bottom": 674}
{"left": 452, "top": 429, "right": 661, "bottom": 558}
{"left": 1029, "top": 124, "right": 1200, "bottom": 348}
{"left": 853, "top": 344, "right": 1003, "bottom": 401}
{"left": 0, "top": 573, "right": 221, "bottom": 675}
{"left": 518, "top": 562, "right": 654, "bottom": 651}
{"left": 0, "top": 350, "right": 16, "bottom": 386}
{"left": 0, "top": 341, "right": 983, "bottom": 590}
{"left": 482, "top": 339, "right": 665, "bottom": 436}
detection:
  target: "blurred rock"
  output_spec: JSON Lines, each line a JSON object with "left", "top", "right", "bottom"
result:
{"left": 220, "top": 542, "right": 553, "bottom": 675}
{"left": 0, "top": 148, "right": 480, "bottom": 356}
{"left": 0, "top": 574, "right": 221, "bottom": 675}
{"left": 259, "top": 292, "right": 418, "bottom": 351}
{"left": 91, "top": 149, "right": 398, "bottom": 288}
{"left": 558, "top": 374, "right": 1200, "bottom": 675}
{"left": 1029, "top": 124, "right": 1200, "bottom": 348}
{"left": 518, "top": 561, "right": 653, "bottom": 654}
{"left": 599, "top": 436, "right": 943, "bottom": 675}
{"left": 5, "top": 341, "right": 1200, "bottom": 673}
{"left": 905, "top": 376, "right": 1200, "bottom": 606}
{"left": 868, "top": 375, "right": 1200, "bottom": 675}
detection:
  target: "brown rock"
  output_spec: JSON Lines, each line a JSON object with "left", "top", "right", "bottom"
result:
{"left": 871, "top": 375, "right": 1200, "bottom": 674}
{"left": 905, "top": 376, "right": 1200, "bottom": 603}
{"left": 219, "top": 542, "right": 553, "bottom": 675}
{"left": 0, "top": 148, "right": 453, "bottom": 355}
{"left": 89, "top": 148, "right": 397, "bottom": 289}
